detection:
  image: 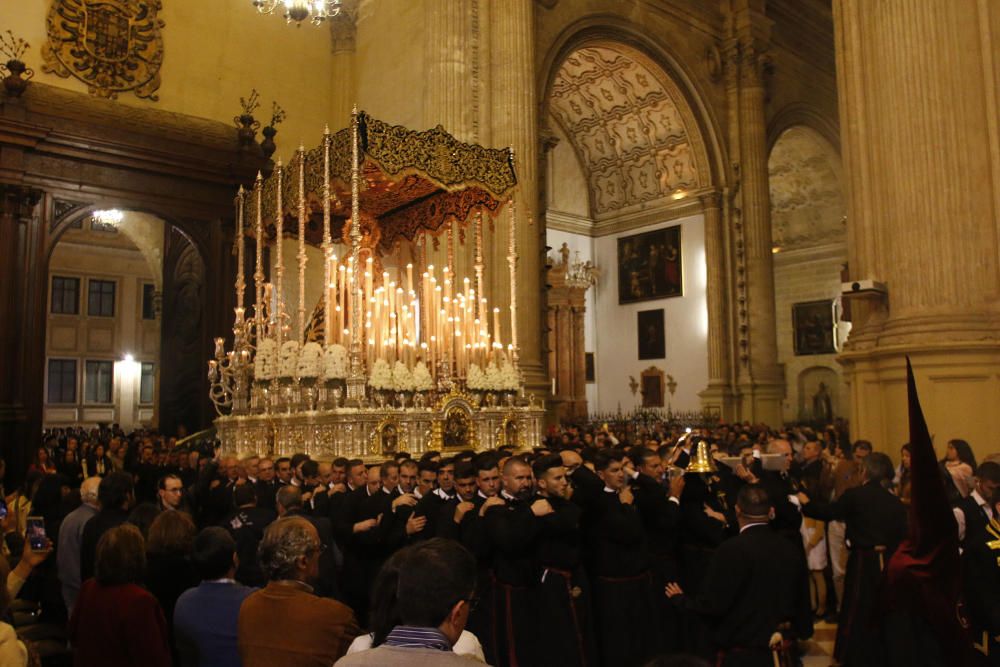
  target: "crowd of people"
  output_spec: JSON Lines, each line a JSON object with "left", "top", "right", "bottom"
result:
{"left": 0, "top": 421, "right": 996, "bottom": 666}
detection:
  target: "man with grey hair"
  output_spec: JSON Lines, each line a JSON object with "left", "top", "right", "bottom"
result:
{"left": 238, "top": 516, "right": 358, "bottom": 666}
{"left": 58, "top": 475, "right": 101, "bottom": 613}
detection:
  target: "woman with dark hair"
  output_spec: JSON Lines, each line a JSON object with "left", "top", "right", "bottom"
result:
{"left": 69, "top": 523, "right": 171, "bottom": 667}
{"left": 27, "top": 447, "right": 56, "bottom": 475}
{"left": 894, "top": 444, "right": 912, "bottom": 505}
{"left": 943, "top": 438, "right": 977, "bottom": 498}
{"left": 58, "top": 449, "right": 84, "bottom": 487}
{"left": 145, "top": 511, "right": 199, "bottom": 636}
{"left": 84, "top": 443, "right": 112, "bottom": 479}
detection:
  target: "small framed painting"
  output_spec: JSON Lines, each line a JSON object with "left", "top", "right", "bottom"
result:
{"left": 637, "top": 309, "right": 665, "bottom": 360}
{"left": 792, "top": 300, "right": 836, "bottom": 355}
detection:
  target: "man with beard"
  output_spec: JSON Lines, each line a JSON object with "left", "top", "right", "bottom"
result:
{"left": 628, "top": 445, "right": 685, "bottom": 655}
{"left": 484, "top": 456, "right": 551, "bottom": 666}
{"left": 532, "top": 454, "right": 597, "bottom": 666}
{"left": 585, "top": 450, "right": 657, "bottom": 666}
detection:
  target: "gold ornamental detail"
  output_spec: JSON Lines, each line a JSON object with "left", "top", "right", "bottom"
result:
{"left": 42, "top": 0, "right": 165, "bottom": 101}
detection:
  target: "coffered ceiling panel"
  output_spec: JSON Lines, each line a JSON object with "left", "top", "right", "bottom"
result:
{"left": 549, "top": 44, "right": 708, "bottom": 217}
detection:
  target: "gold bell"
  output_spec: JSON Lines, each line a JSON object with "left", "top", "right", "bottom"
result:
{"left": 685, "top": 439, "right": 718, "bottom": 474}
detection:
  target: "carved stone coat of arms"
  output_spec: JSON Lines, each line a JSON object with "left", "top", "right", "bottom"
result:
{"left": 42, "top": 0, "right": 165, "bottom": 100}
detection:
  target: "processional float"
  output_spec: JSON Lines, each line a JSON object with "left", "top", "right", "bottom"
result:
{"left": 208, "top": 109, "right": 543, "bottom": 460}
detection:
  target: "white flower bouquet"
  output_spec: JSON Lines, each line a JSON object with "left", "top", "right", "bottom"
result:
{"left": 412, "top": 361, "right": 434, "bottom": 392}
{"left": 322, "top": 344, "right": 349, "bottom": 380}
{"left": 297, "top": 342, "right": 323, "bottom": 379}
{"left": 392, "top": 361, "right": 415, "bottom": 392}
{"left": 254, "top": 338, "right": 277, "bottom": 380}
{"left": 369, "top": 358, "right": 393, "bottom": 390}
{"left": 278, "top": 340, "right": 301, "bottom": 378}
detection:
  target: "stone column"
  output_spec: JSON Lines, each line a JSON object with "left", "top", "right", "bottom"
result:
{"left": 698, "top": 192, "right": 737, "bottom": 418}
{"left": 490, "top": 0, "right": 545, "bottom": 395}
{"left": 834, "top": 0, "right": 1000, "bottom": 456}
{"left": 729, "top": 4, "right": 783, "bottom": 424}
{"left": 328, "top": 9, "right": 358, "bottom": 130}
{"left": 572, "top": 304, "right": 587, "bottom": 418}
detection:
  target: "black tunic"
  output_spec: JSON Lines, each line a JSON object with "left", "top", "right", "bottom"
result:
{"left": 584, "top": 489, "right": 657, "bottom": 667}
{"left": 680, "top": 523, "right": 813, "bottom": 667}
{"left": 803, "top": 480, "right": 907, "bottom": 665}
{"left": 962, "top": 519, "right": 1000, "bottom": 666}
{"left": 533, "top": 495, "right": 598, "bottom": 667}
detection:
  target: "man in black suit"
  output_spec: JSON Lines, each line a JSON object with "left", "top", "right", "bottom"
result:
{"left": 954, "top": 461, "right": 1000, "bottom": 547}
{"left": 799, "top": 452, "right": 906, "bottom": 666}
{"left": 667, "top": 484, "right": 813, "bottom": 666}
{"left": 254, "top": 457, "right": 280, "bottom": 512}
{"left": 962, "top": 490, "right": 1000, "bottom": 664}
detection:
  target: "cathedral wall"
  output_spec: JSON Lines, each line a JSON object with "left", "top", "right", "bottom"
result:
{"left": 5, "top": 1, "right": 337, "bottom": 162}
{"left": 772, "top": 244, "right": 849, "bottom": 423}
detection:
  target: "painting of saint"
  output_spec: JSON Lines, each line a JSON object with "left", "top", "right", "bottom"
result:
{"left": 617, "top": 226, "right": 683, "bottom": 304}
{"left": 637, "top": 309, "right": 665, "bottom": 360}
{"left": 792, "top": 300, "right": 836, "bottom": 355}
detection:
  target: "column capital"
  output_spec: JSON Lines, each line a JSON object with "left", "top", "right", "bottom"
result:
{"left": 699, "top": 190, "right": 723, "bottom": 211}
{"left": 0, "top": 184, "right": 43, "bottom": 221}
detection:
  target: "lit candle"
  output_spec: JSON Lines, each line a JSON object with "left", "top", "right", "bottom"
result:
{"left": 214, "top": 337, "right": 225, "bottom": 358}
{"left": 406, "top": 263, "right": 413, "bottom": 295}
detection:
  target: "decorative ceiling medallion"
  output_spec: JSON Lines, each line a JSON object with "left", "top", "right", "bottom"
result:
{"left": 42, "top": 0, "right": 165, "bottom": 100}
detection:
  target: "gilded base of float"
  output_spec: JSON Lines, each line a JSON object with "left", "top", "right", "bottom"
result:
{"left": 216, "top": 387, "right": 544, "bottom": 461}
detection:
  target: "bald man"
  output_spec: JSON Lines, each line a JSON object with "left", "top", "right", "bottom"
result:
{"left": 58, "top": 475, "right": 102, "bottom": 613}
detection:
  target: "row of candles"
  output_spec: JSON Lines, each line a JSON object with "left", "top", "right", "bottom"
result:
{"left": 321, "top": 256, "right": 514, "bottom": 376}
{"left": 228, "top": 117, "right": 521, "bottom": 386}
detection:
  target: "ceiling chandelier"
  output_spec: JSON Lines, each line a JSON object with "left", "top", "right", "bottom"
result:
{"left": 252, "top": 0, "right": 342, "bottom": 26}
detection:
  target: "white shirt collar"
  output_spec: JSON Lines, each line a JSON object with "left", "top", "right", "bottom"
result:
{"left": 500, "top": 490, "right": 518, "bottom": 502}
{"left": 740, "top": 521, "right": 768, "bottom": 534}
{"left": 603, "top": 486, "right": 617, "bottom": 494}
{"left": 434, "top": 487, "right": 454, "bottom": 500}
{"left": 972, "top": 490, "right": 994, "bottom": 516}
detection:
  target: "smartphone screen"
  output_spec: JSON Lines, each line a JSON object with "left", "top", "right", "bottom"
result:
{"left": 0, "top": 498, "right": 7, "bottom": 521}
{"left": 26, "top": 516, "right": 46, "bottom": 551}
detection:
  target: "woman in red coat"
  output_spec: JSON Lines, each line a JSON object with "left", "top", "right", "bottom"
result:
{"left": 69, "top": 523, "right": 171, "bottom": 667}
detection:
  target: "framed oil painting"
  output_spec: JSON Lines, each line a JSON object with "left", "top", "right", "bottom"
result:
{"left": 640, "top": 367, "right": 665, "bottom": 408}
{"left": 637, "top": 309, "right": 665, "bottom": 360}
{"left": 617, "top": 226, "right": 682, "bottom": 304}
{"left": 792, "top": 300, "right": 836, "bottom": 355}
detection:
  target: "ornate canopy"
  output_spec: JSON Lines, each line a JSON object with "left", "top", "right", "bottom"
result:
{"left": 244, "top": 112, "right": 518, "bottom": 255}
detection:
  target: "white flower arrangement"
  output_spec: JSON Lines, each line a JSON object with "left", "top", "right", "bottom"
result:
{"left": 392, "top": 361, "right": 415, "bottom": 392}
{"left": 278, "top": 340, "right": 301, "bottom": 378}
{"left": 369, "top": 358, "right": 393, "bottom": 390}
{"left": 411, "top": 361, "right": 434, "bottom": 392}
{"left": 322, "top": 344, "right": 349, "bottom": 380}
{"left": 498, "top": 358, "right": 520, "bottom": 391}
{"left": 297, "top": 342, "right": 323, "bottom": 378}
{"left": 466, "top": 363, "right": 485, "bottom": 390}
{"left": 254, "top": 338, "right": 277, "bottom": 380}
{"left": 483, "top": 361, "right": 502, "bottom": 391}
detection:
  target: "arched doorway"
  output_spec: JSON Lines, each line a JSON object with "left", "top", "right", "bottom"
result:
{"left": 541, "top": 38, "right": 719, "bottom": 418}
{"left": 767, "top": 125, "right": 847, "bottom": 424}
{"left": 43, "top": 207, "right": 208, "bottom": 437}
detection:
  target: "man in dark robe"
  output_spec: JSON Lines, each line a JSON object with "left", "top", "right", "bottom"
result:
{"left": 628, "top": 445, "right": 685, "bottom": 655}
{"left": 532, "top": 454, "right": 597, "bottom": 667}
{"left": 584, "top": 449, "right": 657, "bottom": 667}
{"left": 799, "top": 452, "right": 906, "bottom": 666}
{"left": 666, "top": 484, "right": 813, "bottom": 666}
{"left": 483, "top": 456, "right": 546, "bottom": 666}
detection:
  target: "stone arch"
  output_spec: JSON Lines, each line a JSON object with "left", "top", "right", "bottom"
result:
{"left": 768, "top": 125, "right": 846, "bottom": 251}
{"left": 767, "top": 103, "right": 841, "bottom": 158}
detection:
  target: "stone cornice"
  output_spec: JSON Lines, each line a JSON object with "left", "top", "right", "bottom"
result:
{"left": 546, "top": 209, "right": 593, "bottom": 235}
